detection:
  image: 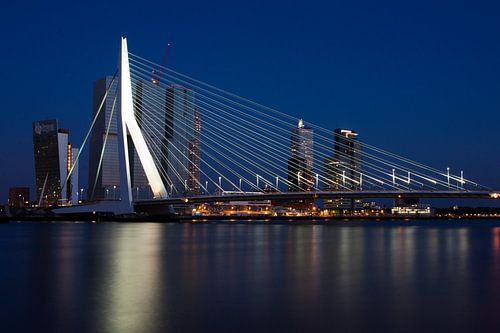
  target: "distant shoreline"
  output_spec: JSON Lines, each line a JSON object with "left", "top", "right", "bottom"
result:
{"left": 2, "top": 215, "right": 500, "bottom": 225}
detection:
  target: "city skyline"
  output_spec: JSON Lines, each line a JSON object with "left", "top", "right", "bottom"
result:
{"left": 9, "top": 63, "right": 500, "bottom": 209}
{"left": 5, "top": 38, "right": 499, "bottom": 212}
{"left": 1, "top": 1, "right": 500, "bottom": 204}
{"left": 1, "top": 4, "right": 500, "bottom": 333}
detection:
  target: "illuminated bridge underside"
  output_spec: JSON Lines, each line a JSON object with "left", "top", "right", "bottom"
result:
{"left": 135, "top": 190, "right": 499, "bottom": 207}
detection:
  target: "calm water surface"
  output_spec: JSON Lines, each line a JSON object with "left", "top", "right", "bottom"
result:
{"left": 1, "top": 221, "right": 499, "bottom": 332}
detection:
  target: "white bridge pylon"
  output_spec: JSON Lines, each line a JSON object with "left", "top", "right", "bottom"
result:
{"left": 117, "top": 37, "right": 168, "bottom": 211}
{"left": 55, "top": 37, "right": 168, "bottom": 215}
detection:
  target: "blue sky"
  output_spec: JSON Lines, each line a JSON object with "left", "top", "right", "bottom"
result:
{"left": 0, "top": 0, "right": 499, "bottom": 203}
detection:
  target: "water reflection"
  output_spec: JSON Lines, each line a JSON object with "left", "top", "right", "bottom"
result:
{"left": 98, "top": 225, "right": 164, "bottom": 332}
{"left": 492, "top": 227, "right": 500, "bottom": 307}
{"left": 0, "top": 222, "right": 499, "bottom": 332}
{"left": 54, "top": 226, "right": 80, "bottom": 332}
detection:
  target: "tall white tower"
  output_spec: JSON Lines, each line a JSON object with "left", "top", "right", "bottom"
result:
{"left": 117, "top": 37, "right": 168, "bottom": 213}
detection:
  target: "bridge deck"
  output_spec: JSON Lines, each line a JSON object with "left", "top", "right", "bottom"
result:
{"left": 134, "top": 190, "right": 499, "bottom": 206}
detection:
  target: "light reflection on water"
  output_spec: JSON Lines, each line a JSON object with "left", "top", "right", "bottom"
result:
{"left": 0, "top": 221, "right": 499, "bottom": 332}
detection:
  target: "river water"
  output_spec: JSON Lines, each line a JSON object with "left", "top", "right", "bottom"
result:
{"left": 1, "top": 221, "right": 499, "bottom": 332}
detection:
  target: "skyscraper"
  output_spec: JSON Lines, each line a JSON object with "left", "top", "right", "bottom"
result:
{"left": 288, "top": 119, "right": 314, "bottom": 191}
{"left": 88, "top": 76, "right": 120, "bottom": 200}
{"left": 334, "top": 128, "right": 361, "bottom": 191}
{"left": 163, "top": 84, "right": 200, "bottom": 196}
{"left": 323, "top": 128, "right": 361, "bottom": 210}
{"left": 33, "top": 119, "right": 79, "bottom": 206}
{"left": 133, "top": 81, "right": 201, "bottom": 197}
{"left": 187, "top": 106, "right": 201, "bottom": 195}
{"left": 89, "top": 76, "right": 150, "bottom": 200}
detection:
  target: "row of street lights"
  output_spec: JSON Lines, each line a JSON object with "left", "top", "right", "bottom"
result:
{"left": 74, "top": 166, "right": 467, "bottom": 202}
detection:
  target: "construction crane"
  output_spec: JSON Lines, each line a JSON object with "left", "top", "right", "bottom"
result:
{"left": 151, "top": 40, "right": 172, "bottom": 85}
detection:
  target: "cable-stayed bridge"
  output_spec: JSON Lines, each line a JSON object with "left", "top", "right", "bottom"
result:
{"left": 56, "top": 38, "right": 499, "bottom": 215}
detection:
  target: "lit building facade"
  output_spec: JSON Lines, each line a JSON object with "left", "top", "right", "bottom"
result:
{"left": 187, "top": 106, "right": 201, "bottom": 195}
{"left": 323, "top": 156, "right": 342, "bottom": 191}
{"left": 391, "top": 204, "right": 432, "bottom": 216}
{"left": 164, "top": 85, "right": 200, "bottom": 196}
{"left": 323, "top": 128, "right": 362, "bottom": 210}
{"left": 33, "top": 119, "right": 79, "bottom": 206}
{"left": 8, "top": 187, "right": 30, "bottom": 207}
{"left": 334, "top": 128, "right": 361, "bottom": 190}
{"left": 133, "top": 81, "right": 201, "bottom": 196}
{"left": 288, "top": 119, "right": 314, "bottom": 191}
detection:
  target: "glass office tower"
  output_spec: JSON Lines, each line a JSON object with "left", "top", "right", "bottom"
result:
{"left": 33, "top": 119, "right": 78, "bottom": 206}
{"left": 288, "top": 119, "right": 314, "bottom": 191}
{"left": 134, "top": 81, "right": 200, "bottom": 197}
{"left": 88, "top": 76, "right": 150, "bottom": 200}
{"left": 323, "top": 128, "right": 362, "bottom": 210}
